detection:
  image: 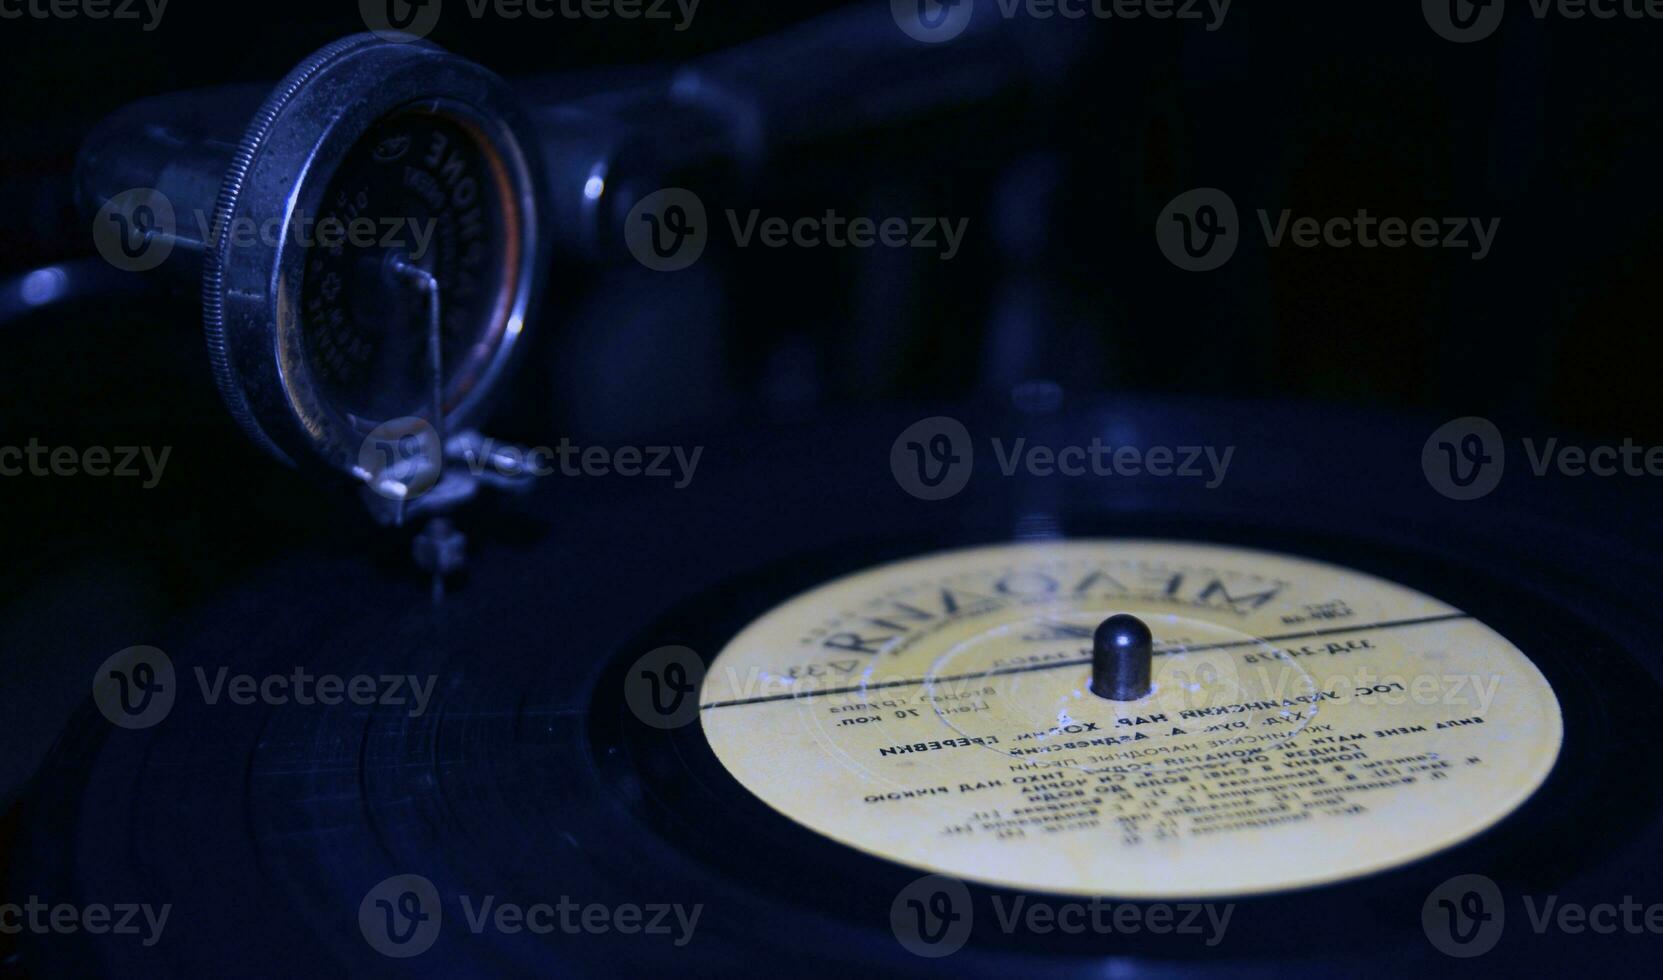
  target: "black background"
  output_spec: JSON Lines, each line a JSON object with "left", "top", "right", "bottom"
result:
{"left": 3, "top": 0, "right": 1661, "bottom": 434}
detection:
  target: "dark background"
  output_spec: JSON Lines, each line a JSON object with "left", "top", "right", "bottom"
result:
{"left": 4, "top": 0, "right": 1662, "bottom": 434}
{"left": 0, "top": 0, "right": 1660, "bottom": 795}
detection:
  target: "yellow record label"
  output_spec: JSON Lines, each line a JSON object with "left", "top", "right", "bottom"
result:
{"left": 698, "top": 540, "right": 1562, "bottom": 898}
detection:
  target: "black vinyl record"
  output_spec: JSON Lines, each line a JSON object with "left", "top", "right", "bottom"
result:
{"left": 13, "top": 397, "right": 1663, "bottom": 977}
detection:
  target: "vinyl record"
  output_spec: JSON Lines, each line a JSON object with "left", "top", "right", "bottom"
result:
{"left": 13, "top": 398, "right": 1663, "bottom": 976}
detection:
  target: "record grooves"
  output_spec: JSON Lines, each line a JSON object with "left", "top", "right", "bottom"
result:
{"left": 597, "top": 516, "right": 1663, "bottom": 966}
{"left": 12, "top": 403, "right": 1663, "bottom": 975}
